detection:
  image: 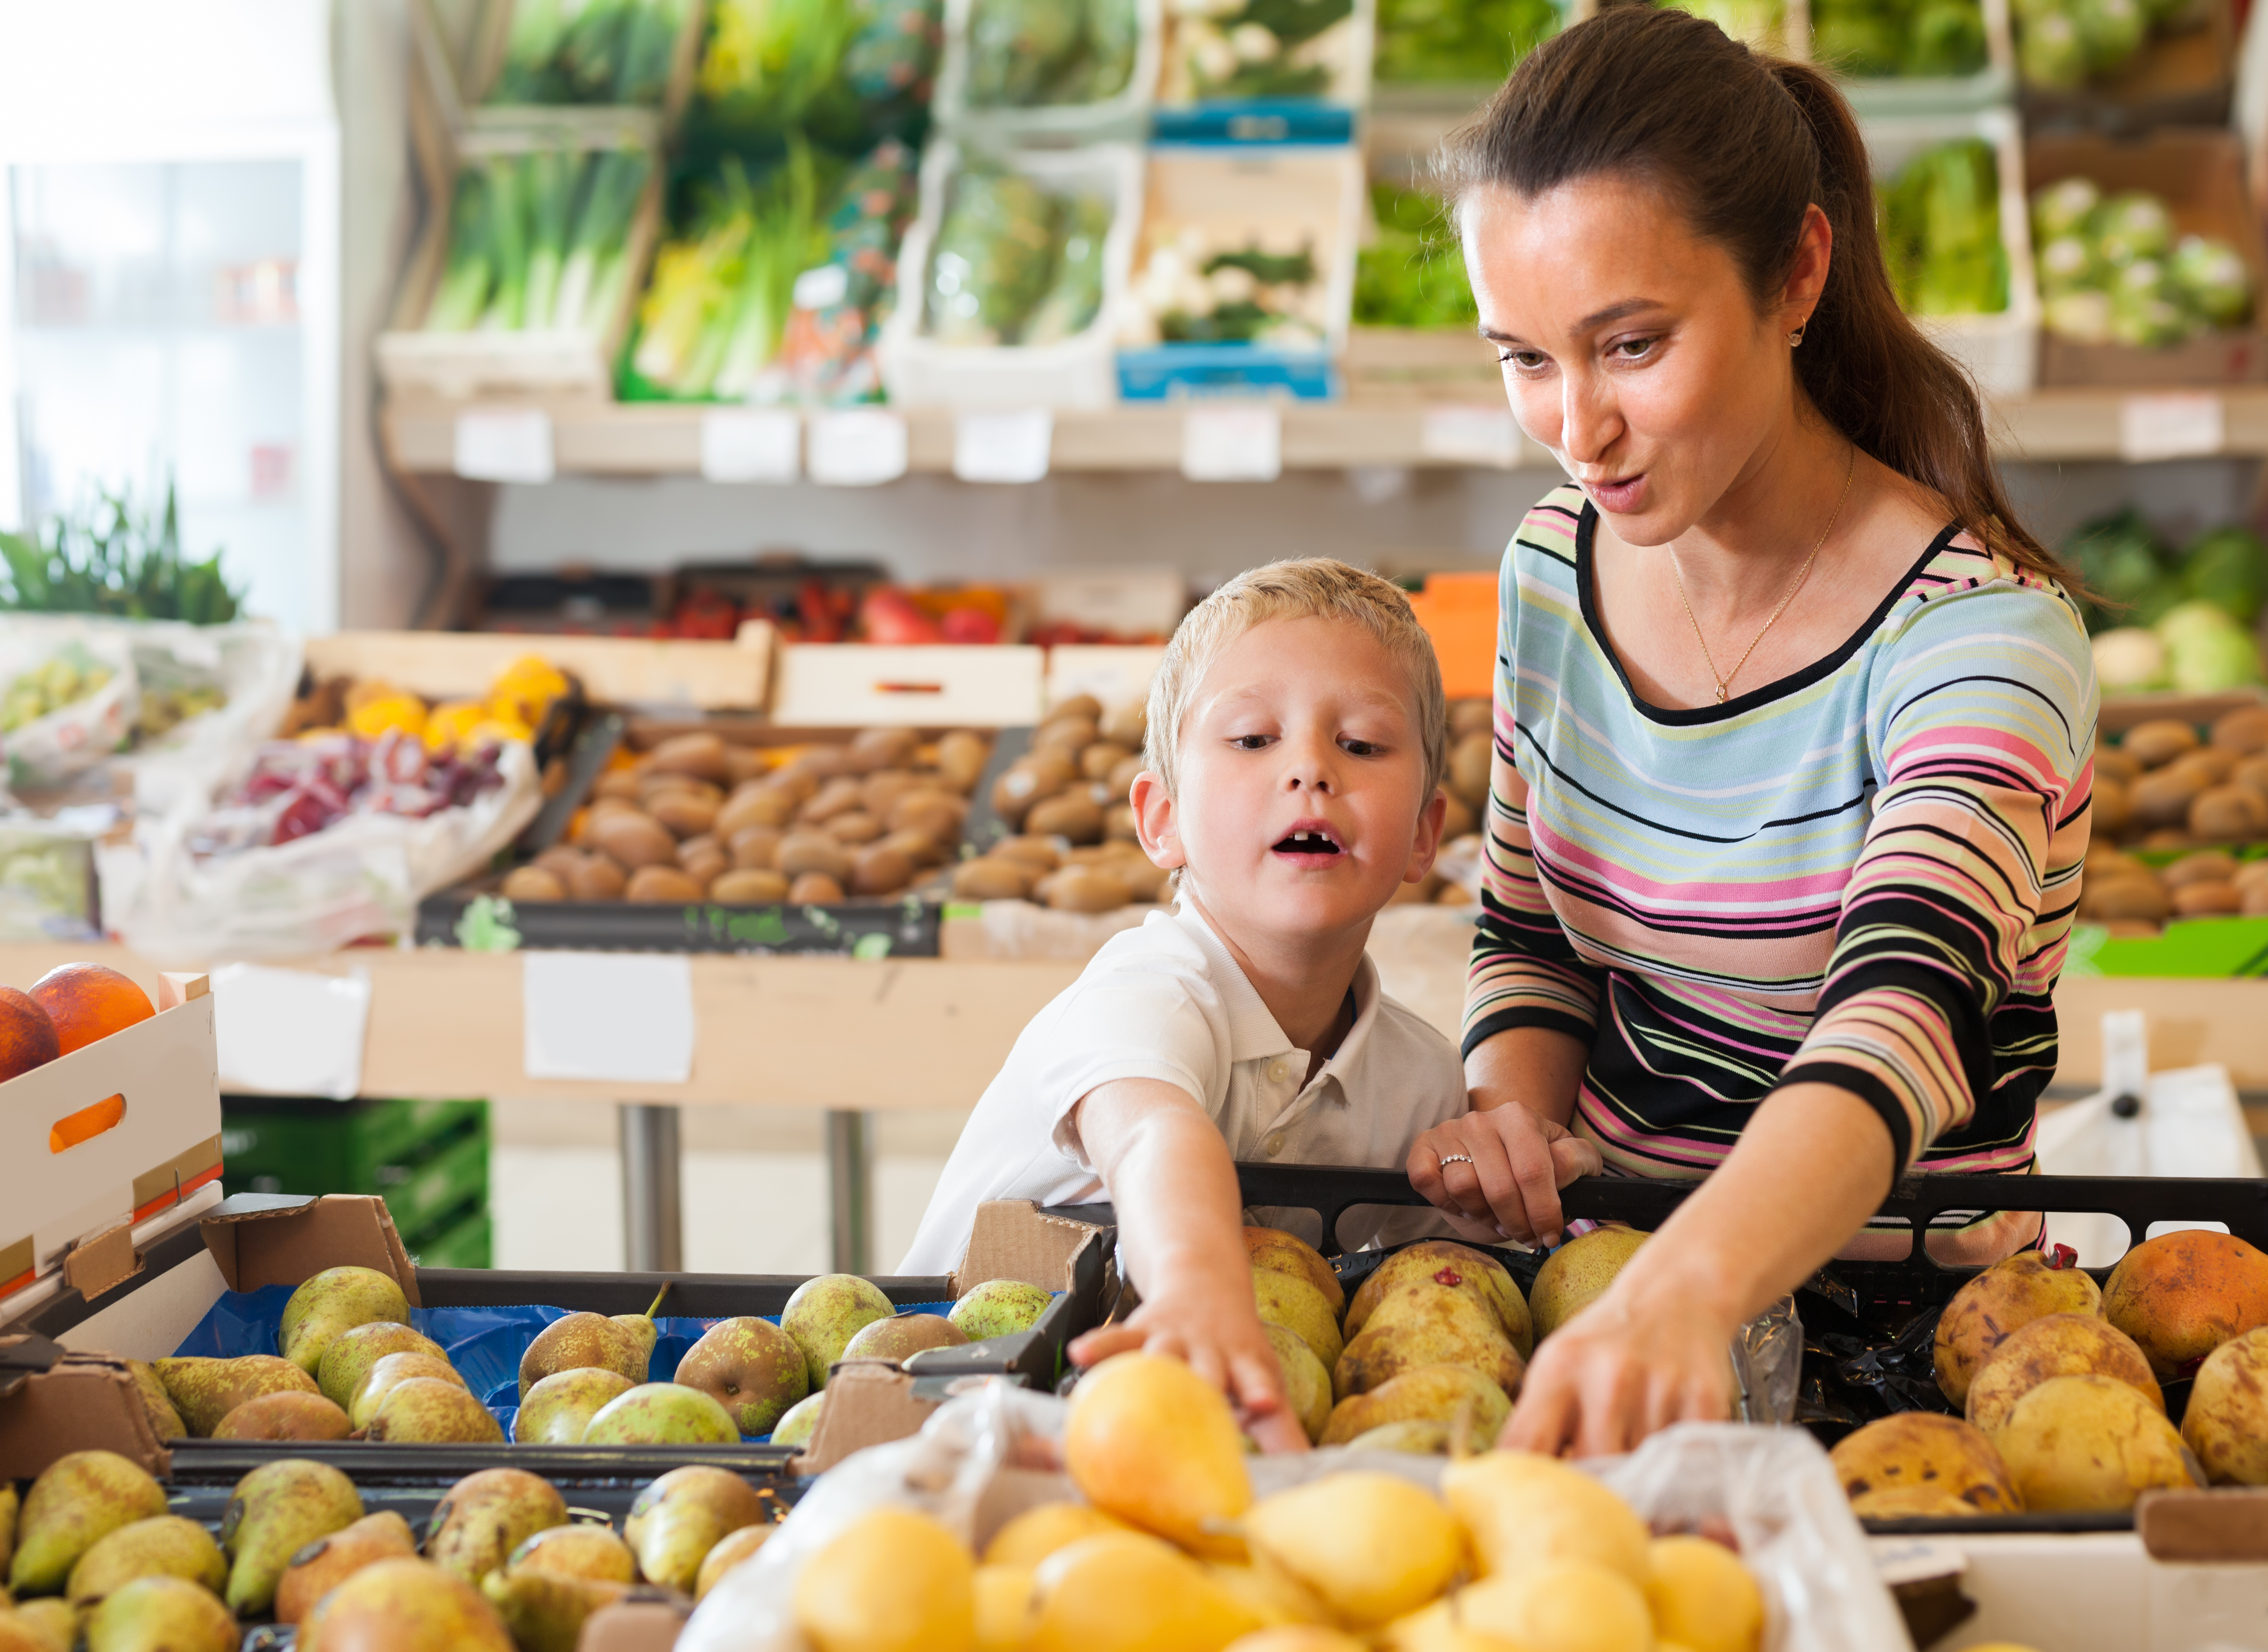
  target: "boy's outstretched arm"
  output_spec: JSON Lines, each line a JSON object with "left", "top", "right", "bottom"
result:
{"left": 1064, "top": 1077, "right": 1311, "bottom": 1453}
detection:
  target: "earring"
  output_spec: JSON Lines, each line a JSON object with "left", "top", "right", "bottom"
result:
{"left": 1788, "top": 322, "right": 1807, "bottom": 347}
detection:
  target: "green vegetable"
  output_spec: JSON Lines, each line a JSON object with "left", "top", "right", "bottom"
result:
{"left": 424, "top": 146, "right": 651, "bottom": 335}
{"left": 1176, "top": 0, "right": 1354, "bottom": 100}
{"left": 2065, "top": 508, "right": 2172, "bottom": 634}
{"left": 489, "top": 0, "right": 690, "bottom": 106}
{"left": 2031, "top": 177, "right": 2100, "bottom": 242}
{"left": 2017, "top": 9, "right": 2088, "bottom": 86}
{"left": 1024, "top": 195, "right": 1114, "bottom": 345}
{"left": 1354, "top": 184, "right": 1477, "bottom": 330}
{"left": 1376, "top": 0, "right": 1559, "bottom": 82}
{"left": 926, "top": 166, "right": 1064, "bottom": 345}
{"left": 1906, "top": 0, "right": 1987, "bottom": 72}
{"left": 2178, "top": 526, "right": 2268, "bottom": 626}
{"left": 2156, "top": 601, "right": 2264, "bottom": 692}
{"left": 1879, "top": 138, "right": 2006, "bottom": 320}
{"left": 966, "top": 0, "right": 1138, "bottom": 106}
{"left": 1655, "top": 0, "right": 1784, "bottom": 48}
{"left": 2016, "top": 0, "right": 2151, "bottom": 86}
{"left": 0, "top": 487, "right": 241, "bottom": 625}
{"left": 2092, "top": 626, "right": 2168, "bottom": 692}
{"left": 1812, "top": 0, "right": 1904, "bottom": 73}
{"left": 2095, "top": 191, "right": 2173, "bottom": 266}
{"left": 2034, "top": 182, "right": 2249, "bottom": 349}
{"left": 698, "top": 0, "right": 864, "bottom": 127}
{"left": 2170, "top": 235, "right": 2252, "bottom": 328}
{"left": 2072, "top": 0, "right": 2144, "bottom": 67}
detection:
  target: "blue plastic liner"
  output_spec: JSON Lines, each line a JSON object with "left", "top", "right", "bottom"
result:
{"left": 172, "top": 1288, "right": 958, "bottom": 1443}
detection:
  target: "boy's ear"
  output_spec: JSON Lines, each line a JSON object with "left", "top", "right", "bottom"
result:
{"left": 1404, "top": 787, "right": 1450, "bottom": 884}
{"left": 1129, "top": 768, "right": 1186, "bottom": 870}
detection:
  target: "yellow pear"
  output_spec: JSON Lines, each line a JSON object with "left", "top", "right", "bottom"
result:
{"left": 1991, "top": 1374, "right": 2197, "bottom": 1513}
{"left": 1645, "top": 1536, "right": 1763, "bottom": 1652}
{"left": 1322, "top": 1365, "right": 1510, "bottom": 1448}
{"left": 1224, "top": 1630, "right": 1371, "bottom": 1652}
{"left": 1529, "top": 1228, "right": 1648, "bottom": 1342}
{"left": 791, "top": 1507, "right": 975, "bottom": 1652}
{"left": 1065, "top": 1354, "right": 1252, "bottom": 1558}
{"left": 1243, "top": 1228, "right": 1346, "bottom": 1315}
{"left": 1244, "top": 1473, "right": 1464, "bottom": 1630}
{"left": 1829, "top": 1412, "right": 2021, "bottom": 1516}
{"left": 1335, "top": 1286, "right": 1523, "bottom": 1403}
{"left": 1254, "top": 1272, "right": 1344, "bottom": 1371}
{"left": 1028, "top": 1534, "right": 1263, "bottom": 1652}
{"left": 1441, "top": 1452, "right": 1649, "bottom": 1583}
{"left": 982, "top": 1504, "right": 1138, "bottom": 1569}
{"left": 1203, "top": 1557, "right": 1335, "bottom": 1627}
{"left": 974, "top": 1563, "right": 1038, "bottom": 1652}
{"left": 1458, "top": 1559, "right": 1652, "bottom": 1652}
{"left": 1263, "top": 1325, "right": 1332, "bottom": 1444}
{"left": 1345, "top": 1243, "right": 1533, "bottom": 1359}
{"left": 1381, "top": 1599, "right": 1529, "bottom": 1652}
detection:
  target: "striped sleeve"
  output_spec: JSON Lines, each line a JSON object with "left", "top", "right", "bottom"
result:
{"left": 1462, "top": 542, "right": 1606, "bottom": 1059}
{"left": 1774, "top": 576, "right": 2096, "bottom": 1178}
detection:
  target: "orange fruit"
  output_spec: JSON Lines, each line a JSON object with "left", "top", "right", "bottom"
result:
{"left": 0, "top": 986, "right": 60, "bottom": 1080}
{"left": 30, "top": 963, "right": 154, "bottom": 1055}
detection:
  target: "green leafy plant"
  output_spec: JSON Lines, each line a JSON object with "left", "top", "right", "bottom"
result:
{"left": 0, "top": 487, "right": 242, "bottom": 624}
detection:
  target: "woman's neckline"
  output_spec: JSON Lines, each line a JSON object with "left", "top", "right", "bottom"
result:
{"left": 1574, "top": 498, "right": 1960, "bottom": 727}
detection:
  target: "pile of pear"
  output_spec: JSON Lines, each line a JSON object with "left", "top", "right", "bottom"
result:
{"left": 0, "top": 1447, "right": 783, "bottom": 1652}
{"left": 783, "top": 1349, "right": 1768, "bottom": 1652}
{"left": 1833, "top": 1226, "right": 2268, "bottom": 1517}
{"left": 1242, "top": 1224, "right": 1647, "bottom": 1451}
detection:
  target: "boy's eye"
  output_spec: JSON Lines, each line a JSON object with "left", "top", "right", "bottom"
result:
{"left": 1341, "top": 738, "right": 1382, "bottom": 756}
{"left": 1230, "top": 734, "right": 1274, "bottom": 750}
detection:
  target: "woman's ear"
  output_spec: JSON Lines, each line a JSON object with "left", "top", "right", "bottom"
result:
{"left": 1780, "top": 201, "right": 1834, "bottom": 333}
{"left": 1129, "top": 768, "right": 1186, "bottom": 870}
{"left": 1405, "top": 787, "right": 1451, "bottom": 883}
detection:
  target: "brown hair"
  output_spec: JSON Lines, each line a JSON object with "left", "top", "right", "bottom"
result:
{"left": 1441, "top": 6, "right": 2067, "bottom": 583}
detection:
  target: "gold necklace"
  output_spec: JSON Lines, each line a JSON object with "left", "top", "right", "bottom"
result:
{"left": 1668, "top": 441, "right": 1857, "bottom": 705}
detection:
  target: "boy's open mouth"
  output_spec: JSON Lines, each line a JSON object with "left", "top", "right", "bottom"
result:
{"left": 1272, "top": 829, "right": 1342, "bottom": 855}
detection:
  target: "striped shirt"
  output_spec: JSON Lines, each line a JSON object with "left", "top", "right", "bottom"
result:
{"left": 1464, "top": 484, "right": 2096, "bottom": 1188}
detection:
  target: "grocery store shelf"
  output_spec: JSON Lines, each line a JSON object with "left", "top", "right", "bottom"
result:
{"left": 379, "top": 387, "right": 2268, "bottom": 477}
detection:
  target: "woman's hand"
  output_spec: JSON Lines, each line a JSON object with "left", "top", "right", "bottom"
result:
{"left": 1409, "top": 1105, "right": 1602, "bottom": 1247}
{"left": 1500, "top": 1268, "right": 1739, "bottom": 1457}
{"left": 1070, "top": 1281, "right": 1310, "bottom": 1453}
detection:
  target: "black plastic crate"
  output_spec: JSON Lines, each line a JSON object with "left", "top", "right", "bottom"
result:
{"left": 413, "top": 886, "right": 946, "bottom": 957}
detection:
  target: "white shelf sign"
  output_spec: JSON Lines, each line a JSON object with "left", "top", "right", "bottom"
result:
{"left": 700, "top": 408, "right": 802, "bottom": 483}
{"left": 808, "top": 409, "right": 910, "bottom": 486}
{"left": 953, "top": 409, "right": 1054, "bottom": 484}
{"left": 210, "top": 964, "right": 372, "bottom": 1101}
{"left": 1421, "top": 405, "right": 1523, "bottom": 468}
{"left": 523, "top": 952, "right": 695, "bottom": 1085}
{"left": 1182, "top": 405, "right": 1282, "bottom": 482}
{"left": 2119, "top": 392, "right": 2224, "bottom": 463}
{"left": 453, "top": 409, "right": 555, "bottom": 484}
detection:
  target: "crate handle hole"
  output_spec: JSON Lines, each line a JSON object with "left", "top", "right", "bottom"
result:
{"left": 872, "top": 682, "right": 944, "bottom": 695}
{"left": 50, "top": 1093, "right": 127, "bottom": 1153}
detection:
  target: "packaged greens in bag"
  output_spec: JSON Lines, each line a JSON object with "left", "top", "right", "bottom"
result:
{"left": 965, "top": 0, "right": 1087, "bottom": 105}
{"left": 1024, "top": 194, "right": 1114, "bottom": 344}
{"left": 926, "top": 167, "right": 1064, "bottom": 344}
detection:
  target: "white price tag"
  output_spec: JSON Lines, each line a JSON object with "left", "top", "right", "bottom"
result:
{"left": 453, "top": 409, "right": 555, "bottom": 483}
{"left": 1421, "top": 405, "right": 1523, "bottom": 468}
{"left": 2119, "top": 392, "right": 2224, "bottom": 462}
{"left": 807, "top": 409, "right": 910, "bottom": 486}
{"left": 1182, "top": 405, "right": 1282, "bottom": 482}
{"left": 210, "top": 964, "right": 371, "bottom": 1100}
{"left": 699, "top": 407, "right": 802, "bottom": 483}
{"left": 953, "top": 409, "right": 1054, "bottom": 484}
{"left": 523, "top": 952, "right": 694, "bottom": 1085}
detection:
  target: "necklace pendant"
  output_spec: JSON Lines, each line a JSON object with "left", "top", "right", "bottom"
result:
{"left": 1714, "top": 685, "right": 1728, "bottom": 704}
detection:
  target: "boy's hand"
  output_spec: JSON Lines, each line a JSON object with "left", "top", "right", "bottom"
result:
{"left": 1070, "top": 1283, "right": 1312, "bottom": 1454}
{"left": 1409, "top": 1105, "right": 1601, "bottom": 1247}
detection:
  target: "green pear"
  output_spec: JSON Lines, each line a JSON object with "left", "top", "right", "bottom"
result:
{"left": 771, "top": 1392, "right": 824, "bottom": 1448}
{"left": 423, "top": 1468, "right": 567, "bottom": 1587}
{"left": 153, "top": 1355, "right": 319, "bottom": 1437}
{"left": 349, "top": 1352, "right": 468, "bottom": 1431}
{"left": 513, "top": 1368, "right": 635, "bottom": 1444}
{"left": 274, "top": 1511, "right": 418, "bottom": 1625}
{"left": 782, "top": 1275, "right": 895, "bottom": 1389}
{"left": 841, "top": 1314, "right": 967, "bottom": 1364}
{"left": 1530, "top": 1225, "right": 1650, "bottom": 1342}
{"left": 211, "top": 1392, "right": 353, "bottom": 1442}
{"left": 365, "top": 1379, "right": 505, "bottom": 1444}
{"left": 507, "top": 1524, "right": 636, "bottom": 1584}
{"left": 580, "top": 1383, "right": 737, "bottom": 1446}
{"left": 947, "top": 1280, "right": 1053, "bottom": 1342}
{"left": 1254, "top": 1270, "right": 1344, "bottom": 1370}
{"left": 623, "top": 1466, "right": 765, "bottom": 1593}
{"left": 1345, "top": 1419, "right": 1454, "bottom": 1454}
{"left": 1, "top": 1481, "right": 17, "bottom": 1569}
{"left": 67, "top": 1516, "right": 226, "bottom": 1606}
{"left": 1262, "top": 1323, "right": 1332, "bottom": 1444}
{"left": 82, "top": 1575, "right": 236, "bottom": 1652}
{"left": 516, "top": 1315, "right": 647, "bottom": 1401}
{"left": 481, "top": 1568, "right": 633, "bottom": 1652}
{"left": 221, "top": 1458, "right": 363, "bottom": 1614}
{"left": 9, "top": 1449, "right": 168, "bottom": 1596}
{"left": 1, "top": 1599, "right": 74, "bottom": 1652}
{"left": 296, "top": 1557, "right": 515, "bottom": 1652}
{"left": 317, "top": 1322, "right": 447, "bottom": 1408}
{"left": 120, "top": 1362, "right": 185, "bottom": 1442}
{"left": 279, "top": 1265, "right": 411, "bottom": 1376}
{"left": 674, "top": 1318, "right": 809, "bottom": 1435}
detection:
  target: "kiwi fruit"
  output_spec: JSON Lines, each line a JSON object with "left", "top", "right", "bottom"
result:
{"left": 569, "top": 854, "right": 628, "bottom": 901}
{"left": 851, "top": 845, "right": 915, "bottom": 896}
{"left": 730, "top": 826, "right": 785, "bottom": 869}
{"left": 1042, "top": 866, "right": 1132, "bottom": 913}
{"left": 592, "top": 812, "right": 677, "bottom": 870}
{"left": 888, "top": 789, "right": 966, "bottom": 840}
{"left": 952, "top": 858, "right": 1031, "bottom": 899}
{"left": 2124, "top": 720, "right": 2200, "bottom": 769}
{"left": 935, "top": 729, "right": 993, "bottom": 794}
{"left": 1105, "top": 803, "right": 1140, "bottom": 842}
{"left": 1450, "top": 731, "right": 1492, "bottom": 807}
{"left": 827, "top": 810, "right": 885, "bottom": 845}
{"left": 2093, "top": 776, "right": 2130, "bottom": 837}
{"left": 992, "top": 755, "right": 1076, "bottom": 824}
{"left": 2190, "top": 786, "right": 2268, "bottom": 843}
{"left": 712, "top": 868, "right": 791, "bottom": 904}
{"left": 717, "top": 783, "right": 798, "bottom": 837}
{"left": 801, "top": 776, "right": 866, "bottom": 823}
{"left": 1449, "top": 699, "right": 1493, "bottom": 737}
{"left": 2173, "top": 880, "right": 2242, "bottom": 916}
{"left": 595, "top": 770, "right": 643, "bottom": 801}
{"left": 647, "top": 731, "right": 730, "bottom": 783}
{"left": 2163, "top": 850, "right": 2240, "bottom": 888}
{"left": 1032, "top": 716, "right": 1099, "bottom": 758}
{"left": 1099, "top": 701, "right": 1146, "bottom": 749}
{"left": 2212, "top": 706, "right": 2268, "bottom": 754}
{"left": 788, "top": 872, "right": 847, "bottom": 903}
{"left": 1027, "top": 792, "right": 1106, "bottom": 845}
{"left": 777, "top": 832, "right": 853, "bottom": 881}
{"left": 846, "top": 726, "right": 918, "bottom": 773}
{"left": 626, "top": 865, "right": 704, "bottom": 903}
{"left": 2081, "top": 876, "right": 2171, "bottom": 922}
{"left": 2093, "top": 746, "right": 2144, "bottom": 787}
{"left": 991, "top": 835, "right": 1061, "bottom": 871}
{"left": 649, "top": 790, "right": 720, "bottom": 838}
{"left": 501, "top": 866, "right": 566, "bottom": 902}
{"left": 2130, "top": 768, "right": 2205, "bottom": 829}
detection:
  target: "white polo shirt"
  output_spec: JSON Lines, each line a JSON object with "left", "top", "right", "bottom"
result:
{"left": 898, "top": 904, "right": 1466, "bottom": 1275}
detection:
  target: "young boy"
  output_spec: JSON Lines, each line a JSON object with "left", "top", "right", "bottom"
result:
{"left": 898, "top": 560, "right": 1472, "bottom": 1450}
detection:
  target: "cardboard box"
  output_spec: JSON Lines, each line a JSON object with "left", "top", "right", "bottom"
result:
{"left": 2017, "top": 0, "right": 2235, "bottom": 134}
{"left": 2029, "top": 129, "right": 2268, "bottom": 388}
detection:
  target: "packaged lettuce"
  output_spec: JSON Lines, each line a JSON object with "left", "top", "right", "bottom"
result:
{"left": 2030, "top": 176, "right": 2100, "bottom": 242}
{"left": 1880, "top": 138, "right": 2005, "bottom": 319}
{"left": 2170, "top": 235, "right": 2252, "bottom": 328}
{"left": 2094, "top": 191, "right": 2173, "bottom": 266}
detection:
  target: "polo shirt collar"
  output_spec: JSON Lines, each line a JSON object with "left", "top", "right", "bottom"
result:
{"left": 1170, "top": 903, "right": 1383, "bottom": 1085}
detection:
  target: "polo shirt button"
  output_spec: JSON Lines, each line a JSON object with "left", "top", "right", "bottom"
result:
{"left": 1267, "top": 1059, "right": 1289, "bottom": 1084}
{"left": 1265, "top": 1132, "right": 1286, "bottom": 1156}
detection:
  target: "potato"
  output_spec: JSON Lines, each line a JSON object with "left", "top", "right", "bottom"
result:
{"left": 1443, "top": 794, "right": 1477, "bottom": 841}
{"left": 723, "top": 746, "right": 770, "bottom": 787}
{"left": 1099, "top": 701, "right": 1147, "bottom": 749}
{"left": 2238, "top": 859, "right": 2268, "bottom": 892}
{"left": 592, "top": 812, "right": 677, "bottom": 871}
{"left": 2163, "top": 850, "right": 2239, "bottom": 887}
{"left": 2092, "top": 776, "right": 2130, "bottom": 837}
{"left": 851, "top": 845, "right": 915, "bottom": 896}
{"left": 777, "top": 746, "right": 849, "bottom": 785}
{"left": 2094, "top": 746, "right": 2143, "bottom": 787}
{"left": 800, "top": 776, "right": 866, "bottom": 823}
{"left": 777, "top": 832, "right": 852, "bottom": 881}
{"left": 1449, "top": 731, "right": 1492, "bottom": 807}
{"left": 2236, "top": 756, "right": 2268, "bottom": 800}
{"left": 2173, "top": 880, "right": 2241, "bottom": 916}
{"left": 502, "top": 866, "right": 566, "bottom": 902}
{"left": 640, "top": 771, "right": 722, "bottom": 809}
{"left": 568, "top": 854, "right": 627, "bottom": 901}
{"left": 934, "top": 729, "right": 992, "bottom": 794}
{"left": 1026, "top": 791, "right": 1106, "bottom": 845}
{"left": 2176, "top": 748, "right": 2238, "bottom": 788}
{"left": 647, "top": 731, "right": 730, "bottom": 783}
{"left": 1105, "top": 756, "right": 1143, "bottom": 801}
{"left": 679, "top": 842, "right": 728, "bottom": 890}
{"left": 1032, "top": 716, "right": 1099, "bottom": 757}
{"left": 846, "top": 726, "right": 918, "bottom": 773}
{"left": 991, "top": 755, "right": 1076, "bottom": 825}
{"left": 1105, "top": 803, "right": 1140, "bottom": 843}
{"left": 826, "top": 810, "right": 885, "bottom": 845}
{"left": 712, "top": 868, "right": 790, "bottom": 904}
{"left": 2192, "top": 785, "right": 2268, "bottom": 843}
{"left": 888, "top": 788, "right": 966, "bottom": 841}
{"left": 730, "top": 826, "right": 784, "bottom": 869}
{"left": 953, "top": 858, "right": 1032, "bottom": 900}
{"left": 2080, "top": 876, "right": 2171, "bottom": 922}
{"left": 787, "top": 872, "right": 846, "bottom": 903}
{"left": 626, "top": 865, "right": 704, "bottom": 903}
{"left": 1115, "top": 859, "right": 1172, "bottom": 902}
{"left": 2124, "top": 720, "right": 2200, "bottom": 769}
{"left": 1053, "top": 693, "right": 1104, "bottom": 724}
{"left": 1436, "top": 882, "right": 1475, "bottom": 905}
{"left": 532, "top": 845, "right": 585, "bottom": 879}
{"left": 1079, "top": 741, "right": 1133, "bottom": 783}
{"left": 880, "top": 826, "right": 948, "bottom": 868}
{"left": 717, "top": 783, "right": 799, "bottom": 837}
{"left": 2142, "top": 829, "right": 2197, "bottom": 851}
{"left": 1449, "top": 698, "right": 1493, "bottom": 737}
{"left": 2212, "top": 706, "right": 2268, "bottom": 754}
{"left": 852, "top": 770, "right": 916, "bottom": 817}
{"left": 991, "top": 834, "right": 1061, "bottom": 871}
{"left": 1042, "top": 866, "right": 1132, "bottom": 913}
{"left": 2085, "top": 840, "right": 2141, "bottom": 877}
{"left": 649, "top": 790, "right": 720, "bottom": 839}
{"left": 595, "top": 770, "right": 643, "bottom": 801}
{"left": 2129, "top": 768, "right": 2204, "bottom": 828}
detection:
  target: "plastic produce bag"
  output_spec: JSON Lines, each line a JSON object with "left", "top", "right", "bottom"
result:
{"left": 0, "top": 624, "right": 135, "bottom": 788}
{"left": 680, "top": 1383, "right": 1911, "bottom": 1652}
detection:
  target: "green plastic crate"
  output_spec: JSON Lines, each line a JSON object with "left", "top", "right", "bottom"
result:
{"left": 404, "top": 1201, "right": 491, "bottom": 1270}
{"left": 374, "top": 1130, "right": 489, "bottom": 1237}
{"left": 220, "top": 1098, "right": 485, "bottom": 1196}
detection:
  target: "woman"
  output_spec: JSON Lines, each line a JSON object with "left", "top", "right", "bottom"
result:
{"left": 1410, "top": 7, "right": 2095, "bottom": 1457}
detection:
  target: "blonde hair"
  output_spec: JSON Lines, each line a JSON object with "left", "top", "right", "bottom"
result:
{"left": 1144, "top": 559, "right": 1448, "bottom": 801}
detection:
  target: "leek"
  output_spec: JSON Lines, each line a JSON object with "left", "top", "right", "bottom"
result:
{"left": 426, "top": 167, "right": 495, "bottom": 331}
{"left": 521, "top": 150, "right": 577, "bottom": 329}
{"left": 712, "top": 143, "right": 825, "bottom": 397}
{"left": 557, "top": 148, "right": 653, "bottom": 333}
{"left": 490, "top": 0, "right": 687, "bottom": 106}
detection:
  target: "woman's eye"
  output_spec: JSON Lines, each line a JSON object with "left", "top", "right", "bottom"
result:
{"left": 1609, "top": 336, "right": 1657, "bottom": 361}
{"left": 1499, "top": 350, "right": 1547, "bottom": 373}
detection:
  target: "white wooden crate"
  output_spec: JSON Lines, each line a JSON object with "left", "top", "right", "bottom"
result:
{"left": 771, "top": 644, "right": 1046, "bottom": 728}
